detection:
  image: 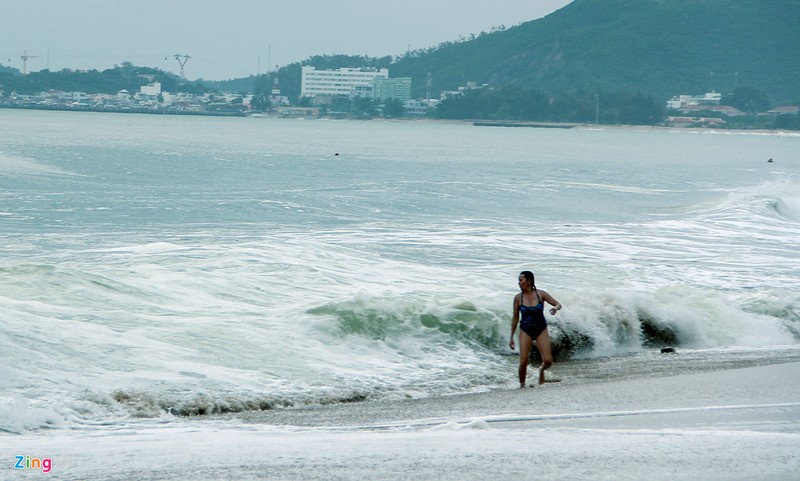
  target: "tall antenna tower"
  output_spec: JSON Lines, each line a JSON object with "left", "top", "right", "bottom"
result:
{"left": 20, "top": 50, "right": 39, "bottom": 75}
{"left": 174, "top": 54, "right": 190, "bottom": 78}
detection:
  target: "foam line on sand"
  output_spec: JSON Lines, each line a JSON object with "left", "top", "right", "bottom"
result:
{"left": 8, "top": 362, "right": 800, "bottom": 481}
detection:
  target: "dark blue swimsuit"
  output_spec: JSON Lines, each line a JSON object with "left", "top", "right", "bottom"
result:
{"left": 519, "top": 289, "right": 547, "bottom": 340}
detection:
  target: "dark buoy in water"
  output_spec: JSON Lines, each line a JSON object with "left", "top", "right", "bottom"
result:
{"left": 767, "top": 158, "right": 773, "bottom": 163}
{"left": 661, "top": 347, "right": 676, "bottom": 354}
{"left": 334, "top": 152, "right": 340, "bottom": 157}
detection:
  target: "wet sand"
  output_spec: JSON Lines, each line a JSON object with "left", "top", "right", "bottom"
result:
{"left": 10, "top": 362, "right": 800, "bottom": 480}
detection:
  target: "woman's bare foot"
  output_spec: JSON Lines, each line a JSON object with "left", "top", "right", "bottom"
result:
{"left": 539, "top": 368, "right": 546, "bottom": 385}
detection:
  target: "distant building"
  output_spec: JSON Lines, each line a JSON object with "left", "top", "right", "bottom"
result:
{"left": 404, "top": 99, "right": 439, "bottom": 116}
{"left": 440, "top": 82, "right": 487, "bottom": 100}
{"left": 276, "top": 107, "right": 320, "bottom": 118}
{"left": 372, "top": 77, "right": 411, "bottom": 102}
{"left": 666, "top": 92, "right": 747, "bottom": 116}
{"left": 300, "top": 66, "right": 389, "bottom": 98}
{"left": 351, "top": 84, "right": 373, "bottom": 99}
{"left": 666, "top": 92, "right": 722, "bottom": 109}
{"left": 666, "top": 116, "right": 726, "bottom": 127}
{"left": 140, "top": 82, "right": 161, "bottom": 96}
{"left": 270, "top": 78, "right": 282, "bottom": 108}
{"left": 768, "top": 106, "right": 800, "bottom": 116}
{"left": 681, "top": 104, "right": 744, "bottom": 116}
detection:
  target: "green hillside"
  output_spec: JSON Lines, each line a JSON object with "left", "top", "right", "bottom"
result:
{"left": 3, "top": 0, "right": 798, "bottom": 108}
{"left": 0, "top": 62, "right": 209, "bottom": 96}
{"left": 391, "top": 0, "right": 800, "bottom": 104}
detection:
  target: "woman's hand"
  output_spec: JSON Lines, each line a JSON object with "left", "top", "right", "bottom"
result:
{"left": 509, "top": 336, "right": 515, "bottom": 350}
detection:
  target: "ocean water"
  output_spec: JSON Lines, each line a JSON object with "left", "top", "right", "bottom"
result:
{"left": 1, "top": 109, "right": 799, "bottom": 434}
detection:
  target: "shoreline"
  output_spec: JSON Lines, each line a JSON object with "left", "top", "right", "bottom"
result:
{"left": 10, "top": 361, "right": 800, "bottom": 480}
{"left": 3, "top": 105, "right": 798, "bottom": 136}
{"left": 222, "top": 353, "right": 800, "bottom": 428}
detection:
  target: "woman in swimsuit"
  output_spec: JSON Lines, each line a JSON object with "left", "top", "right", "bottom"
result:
{"left": 509, "top": 270, "right": 562, "bottom": 388}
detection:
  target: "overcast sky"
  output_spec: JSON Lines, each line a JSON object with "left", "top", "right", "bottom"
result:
{"left": 2, "top": 0, "right": 573, "bottom": 80}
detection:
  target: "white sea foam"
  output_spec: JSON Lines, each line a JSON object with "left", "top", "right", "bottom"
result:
{"left": 0, "top": 152, "right": 74, "bottom": 176}
{"left": 1, "top": 245, "right": 796, "bottom": 433}
{"left": 561, "top": 181, "right": 681, "bottom": 195}
{"left": 2, "top": 112, "right": 799, "bottom": 436}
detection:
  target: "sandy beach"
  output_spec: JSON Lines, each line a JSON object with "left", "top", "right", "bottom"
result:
{"left": 9, "top": 361, "right": 800, "bottom": 481}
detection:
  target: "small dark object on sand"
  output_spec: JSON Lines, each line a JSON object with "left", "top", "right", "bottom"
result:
{"left": 661, "top": 347, "right": 676, "bottom": 353}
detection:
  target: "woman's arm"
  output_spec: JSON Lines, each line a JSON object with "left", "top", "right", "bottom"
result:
{"left": 542, "top": 290, "right": 562, "bottom": 316}
{"left": 509, "top": 294, "right": 520, "bottom": 349}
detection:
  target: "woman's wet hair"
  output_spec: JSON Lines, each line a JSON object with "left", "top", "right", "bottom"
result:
{"left": 520, "top": 270, "right": 535, "bottom": 289}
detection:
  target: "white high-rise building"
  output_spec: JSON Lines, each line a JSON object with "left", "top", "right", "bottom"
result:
{"left": 300, "top": 66, "right": 389, "bottom": 98}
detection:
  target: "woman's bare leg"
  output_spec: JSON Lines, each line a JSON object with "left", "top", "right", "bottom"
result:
{"left": 536, "top": 329, "right": 553, "bottom": 385}
{"left": 518, "top": 331, "right": 533, "bottom": 388}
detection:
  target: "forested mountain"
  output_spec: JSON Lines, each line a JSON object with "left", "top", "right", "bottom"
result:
{"left": 3, "top": 0, "right": 797, "bottom": 108}
{"left": 248, "top": 0, "right": 798, "bottom": 107}
{"left": 391, "top": 0, "right": 800, "bottom": 103}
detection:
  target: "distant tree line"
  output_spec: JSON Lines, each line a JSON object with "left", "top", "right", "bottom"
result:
{"left": 722, "top": 86, "right": 772, "bottom": 114}
{"left": 0, "top": 62, "right": 209, "bottom": 96}
{"left": 3, "top": 57, "right": 798, "bottom": 129}
{"left": 435, "top": 87, "right": 666, "bottom": 125}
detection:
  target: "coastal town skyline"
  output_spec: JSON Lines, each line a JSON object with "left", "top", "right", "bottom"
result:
{"left": 2, "top": 0, "right": 572, "bottom": 81}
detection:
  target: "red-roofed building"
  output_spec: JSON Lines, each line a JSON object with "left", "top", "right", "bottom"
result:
{"left": 767, "top": 106, "right": 800, "bottom": 116}
{"left": 681, "top": 104, "right": 745, "bottom": 116}
{"left": 666, "top": 116, "right": 726, "bottom": 127}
